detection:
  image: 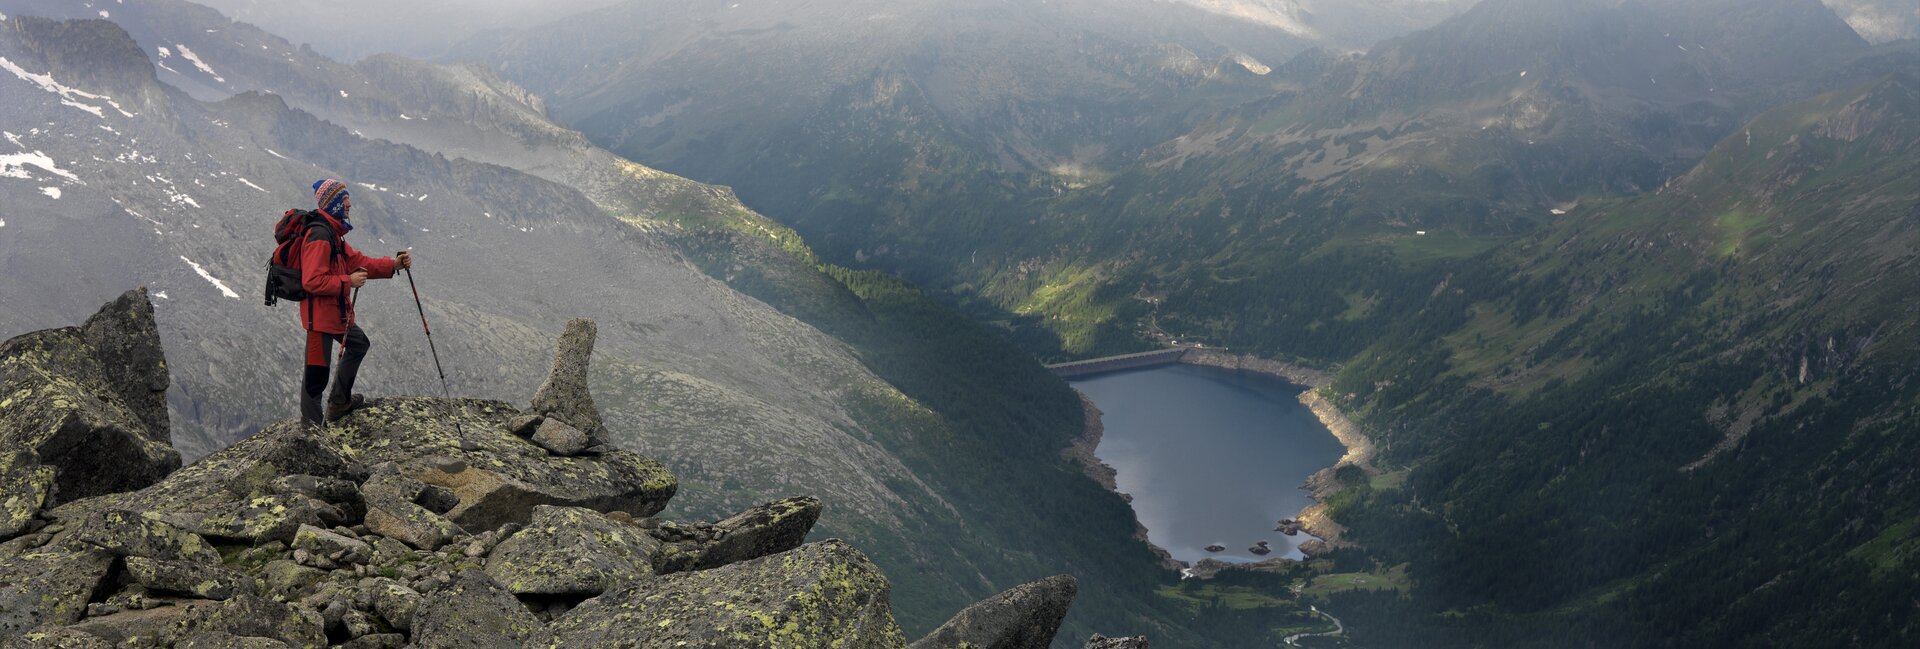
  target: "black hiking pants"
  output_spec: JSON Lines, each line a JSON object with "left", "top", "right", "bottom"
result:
{"left": 302, "top": 325, "right": 369, "bottom": 425}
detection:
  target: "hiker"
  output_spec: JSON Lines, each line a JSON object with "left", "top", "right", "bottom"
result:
{"left": 296, "top": 179, "right": 411, "bottom": 427}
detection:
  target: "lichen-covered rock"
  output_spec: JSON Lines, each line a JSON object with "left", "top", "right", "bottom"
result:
{"left": 909, "top": 575, "right": 1078, "bottom": 649}
{"left": 0, "top": 626, "right": 113, "bottom": 648}
{"left": 48, "top": 422, "right": 364, "bottom": 546}
{"left": 411, "top": 570, "right": 550, "bottom": 648}
{"left": 78, "top": 288, "right": 171, "bottom": 449}
{"left": 0, "top": 289, "right": 179, "bottom": 503}
{"left": 327, "top": 397, "right": 674, "bottom": 530}
{"left": 176, "top": 632, "right": 293, "bottom": 649}
{"left": 361, "top": 463, "right": 463, "bottom": 550}
{"left": 337, "top": 634, "right": 406, "bottom": 649}
{"left": 0, "top": 547, "right": 116, "bottom": 637}
{"left": 361, "top": 578, "right": 422, "bottom": 632}
{"left": 529, "top": 319, "right": 603, "bottom": 437}
{"left": 530, "top": 418, "right": 591, "bottom": 456}
{"left": 194, "top": 594, "right": 326, "bottom": 649}
{"left": 124, "top": 555, "right": 248, "bottom": 600}
{"left": 260, "top": 559, "right": 328, "bottom": 601}
{"left": 68, "top": 509, "right": 219, "bottom": 564}
{"left": 694, "top": 496, "right": 822, "bottom": 571}
{"left": 551, "top": 539, "right": 905, "bottom": 648}
{"left": 506, "top": 414, "right": 543, "bottom": 438}
{"left": 484, "top": 505, "right": 658, "bottom": 596}
{"left": 0, "top": 451, "right": 56, "bottom": 539}
{"left": 63, "top": 602, "right": 214, "bottom": 646}
{"left": 1083, "top": 634, "right": 1149, "bottom": 648}
{"left": 292, "top": 524, "right": 370, "bottom": 561}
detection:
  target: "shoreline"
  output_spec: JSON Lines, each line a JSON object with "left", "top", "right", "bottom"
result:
{"left": 1065, "top": 392, "right": 1188, "bottom": 574}
{"left": 1063, "top": 349, "right": 1377, "bottom": 557}
{"left": 1182, "top": 351, "right": 1375, "bottom": 552}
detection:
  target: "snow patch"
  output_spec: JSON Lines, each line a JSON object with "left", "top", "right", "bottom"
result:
{"left": 157, "top": 46, "right": 172, "bottom": 59}
{"left": 237, "top": 177, "right": 268, "bottom": 193}
{"left": 0, "top": 219, "right": 6, "bottom": 227}
{"left": 40, "top": 186, "right": 61, "bottom": 199}
{"left": 173, "top": 45, "right": 226, "bottom": 83}
{"left": 339, "top": 90, "right": 349, "bottom": 98}
{"left": 1550, "top": 209, "right": 1567, "bottom": 216}
{"left": 1, "top": 57, "right": 132, "bottom": 118}
{"left": 265, "top": 148, "right": 288, "bottom": 160}
{"left": 1233, "top": 53, "right": 1271, "bottom": 75}
{"left": 1, "top": 150, "right": 80, "bottom": 182}
{"left": 416, "top": 194, "right": 427, "bottom": 202}
{"left": 154, "top": 291, "right": 168, "bottom": 299}
{"left": 181, "top": 256, "right": 240, "bottom": 299}
{"left": 98, "top": 10, "right": 109, "bottom": 18}
{"left": 168, "top": 191, "right": 202, "bottom": 208}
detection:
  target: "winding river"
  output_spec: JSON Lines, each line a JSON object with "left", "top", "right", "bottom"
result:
{"left": 1070, "top": 364, "right": 1345, "bottom": 564}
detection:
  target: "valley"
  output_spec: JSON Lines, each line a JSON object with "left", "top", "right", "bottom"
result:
{"left": 5, "top": 0, "right": 1920, "bottom": 646}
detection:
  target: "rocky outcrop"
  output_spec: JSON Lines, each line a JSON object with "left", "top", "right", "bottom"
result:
{"left": 550, "top": 540, "right": 904, "bottom": 648}
{"left": 326, "top": 397, "right": 674, "bottom": 531}
{"left": 484, "top": 505, "right": 659, "bottom": 596}
{"left": 411, "top": 570, "right": 549, "bottom": 648}
{"left": 1084, "top": 634, "right": 1150, "bottom": 648}
{"left": 647, "top": 496, "right": 823, "bottom": 573}
{"left": 0, "top": 289, "right": 179, "bottom": 506}
{"left": 0, "top": 546, "right": 116, "bottom": 637}
{"left": 0, "top": 304, "right": 1127, "bottom": 647}
{"left": 909, "top": 575, "right": 1078, "bottom": 649}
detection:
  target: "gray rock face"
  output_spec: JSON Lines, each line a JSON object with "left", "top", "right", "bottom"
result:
{"left": 651, "top": 496, "right": 824, "bottom": 573}
{"left": 69, "top": 509, "right": 220, "bottom": 564}
{"left": 910, "top": 575, "right": 1078, "bottom": 649}
{"left": 0, "top": 289, "right": 180, "bottom": 503}
{"left": 78, "top": 288, "right": 171, "bottom": 448}
{"left": 1084, "top": 635, "right": 1150, "bottom": 649}
{"left": 48, "top": 422, "right": 364, "bottom": 546}
{"left": 0, "top": 451, "right": 56, "bottom": 539}
{"left": 551, "top": 540, "right": 905, "bottom": 648}
{"left": 364, "top": 578, "right": 423, "bottom": 632}
{"left": 530, "top": 418, "right": 592, "bottom": 456}
{"left": 411, "top": 570, "right": 550, "bottom": 648}
{"left": 0, "top": 547, "right": 116, "bottom": 637}
{"left": 361, "top": 464, "right": 463, "bottom": 551}
{"left": 201, "top": 595, "right": 328, "bottom": 648}
{"left": 528, "top": 319, "right": 602, "bottom": 437}
{"left": 1, "top": 626, "right": 114, "bottom": 648}
{"left": 484, "top": 505, "right": 658, "bottom": 596}
{"left": 292, "top": 524, "right": 371, "bottom": 561}
{"left": 124, "top": 555, "right": 248, "bottom": 599}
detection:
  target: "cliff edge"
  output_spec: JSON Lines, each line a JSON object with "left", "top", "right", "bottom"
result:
{"left": 0, "top": 290, "right": 1125, "bottom": 648}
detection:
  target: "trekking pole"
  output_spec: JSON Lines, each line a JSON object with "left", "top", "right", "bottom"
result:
{"left": 343, "top": 273, "right": 361, "bottom": 361}
{"left": 403, "top": 267, "right": 462, "bottom": 433}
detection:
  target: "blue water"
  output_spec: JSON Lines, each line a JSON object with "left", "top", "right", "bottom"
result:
{"left": 1071, "top": 364, "right": 1346, "bottom": 565}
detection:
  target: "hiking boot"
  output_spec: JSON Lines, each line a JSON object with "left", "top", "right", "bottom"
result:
{"left": 326, "top": 394, "right": 366, "bottom": 422}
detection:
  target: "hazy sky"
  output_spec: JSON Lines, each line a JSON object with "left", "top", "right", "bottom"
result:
{"left": 192, "top": 0, "right": 1919, "bottom": 63}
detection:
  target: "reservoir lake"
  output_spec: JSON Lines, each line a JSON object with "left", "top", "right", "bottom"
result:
{"left": 1070, "top": 363, "right": 1346, "bottom": 565}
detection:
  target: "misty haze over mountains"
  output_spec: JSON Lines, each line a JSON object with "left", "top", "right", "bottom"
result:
{"left": 5, "top": 0, "right": 1920, "bottom": 647}
{"left": 194, "top": 0, "right": 1920, "bottom": 62}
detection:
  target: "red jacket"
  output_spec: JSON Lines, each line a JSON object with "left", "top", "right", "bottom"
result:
{"left": 299, "top": 210, "right": 396, "bottom": 335}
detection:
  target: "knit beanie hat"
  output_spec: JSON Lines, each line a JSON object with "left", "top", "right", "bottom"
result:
{"left": 313, "top": 179, "right": 350, "bottom": 218}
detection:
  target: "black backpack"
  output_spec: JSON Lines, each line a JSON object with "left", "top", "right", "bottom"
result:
{"left": 263, "top": 209, "right": 342, "bottom": 306}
